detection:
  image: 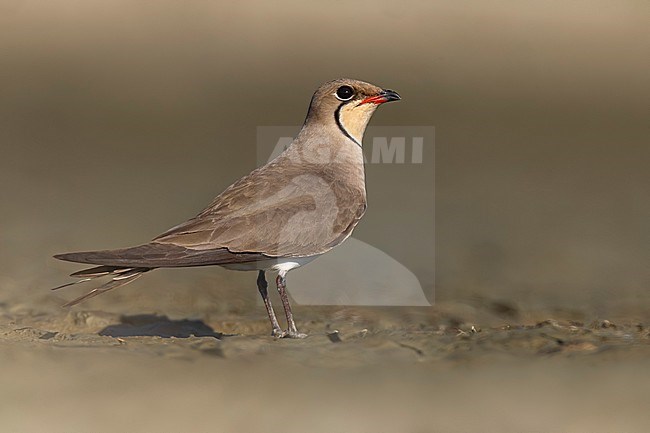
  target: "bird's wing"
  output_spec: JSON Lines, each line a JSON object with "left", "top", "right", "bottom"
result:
{"left": 153, "top": 156, "right": 367, "bottom": 258}
{"left": 54, "top": 243, "right": 266, "bottom": 268}
{"left": 55, "top": 149, "right": 367, "bottom": 268}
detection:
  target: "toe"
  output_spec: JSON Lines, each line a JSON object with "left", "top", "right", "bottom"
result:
{"left": 271, "top": 328, "right": 286, "bottom": 339}
{"left": 286, "top": 331, "right": 308, "bottom": 339}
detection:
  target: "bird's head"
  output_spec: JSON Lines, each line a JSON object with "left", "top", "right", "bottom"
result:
{"left": 304, "top": 78, "right": 401, "bottom": 146}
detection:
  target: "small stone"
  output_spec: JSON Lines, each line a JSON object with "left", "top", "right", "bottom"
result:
{"left": 601, "top": 320, "right": 615, "bottom": 329}
{"left": 327, "top": 330, "right": 342, "bottom": 343}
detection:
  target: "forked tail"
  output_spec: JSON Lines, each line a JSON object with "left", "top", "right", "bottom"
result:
{"left": 52, "top": 265, "right": 150, "bottom": 307}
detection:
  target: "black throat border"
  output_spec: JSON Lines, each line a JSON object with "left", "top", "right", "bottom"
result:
{"left": 334, "top": 102, "right": 362, "bottom": 147}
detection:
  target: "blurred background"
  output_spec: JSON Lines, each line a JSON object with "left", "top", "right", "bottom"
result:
{"left": 1, "top": 0, "right": 647, "bottom": 315}
{"left": 1, "top": 2, "right": 649, "bottom": 433}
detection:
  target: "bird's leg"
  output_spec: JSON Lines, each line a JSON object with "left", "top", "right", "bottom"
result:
{"left": 276, "top": 271, "right": 307, "bottom": 338}
{"left": 256, "top": 270, "right": 285, "bottom": 338}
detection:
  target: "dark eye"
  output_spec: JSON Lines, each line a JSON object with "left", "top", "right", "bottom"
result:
{"left": 336, "top": 85, "right": 355, "bottom": 101}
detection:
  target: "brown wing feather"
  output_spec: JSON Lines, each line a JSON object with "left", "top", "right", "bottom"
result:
{"left": 154, "top": 144, "right": 367, "bottom": 257}
{"left": 54, "top": 243, "right": 266, "bottom": 268}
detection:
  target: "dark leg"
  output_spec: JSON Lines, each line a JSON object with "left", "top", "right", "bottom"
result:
{"left": 257, "top": 270, "right": 285, "bottom": 338}
{"left": 276, "top": 271, "right": 307, "bottom": 338}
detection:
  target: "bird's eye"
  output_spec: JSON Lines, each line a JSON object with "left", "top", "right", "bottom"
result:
{"left": 335, "top": 85, "right": 355, "bottom": 101}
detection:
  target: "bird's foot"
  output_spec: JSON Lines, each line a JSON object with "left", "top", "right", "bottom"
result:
{"left": 271, "top": 328, "right": 287, "bottom": 339}
{"left": 283, "top": 329, "right": 308, "bottom": 339}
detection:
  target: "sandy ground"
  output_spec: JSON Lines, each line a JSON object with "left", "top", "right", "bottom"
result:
{"left": 2, "top": 294, "right": 649, "bottom": 433}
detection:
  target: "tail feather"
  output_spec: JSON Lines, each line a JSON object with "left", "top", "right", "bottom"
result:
{"left": 52, "top": 265, "right": 150, "bottom": 306}
{"left": 51, "top": 265, "right": 130, "bottom": 291}
{"left": 70, "top": 265, "right": 126, "bottom": 278}
{"left": 61, "top": 269, "right": 146, "bottom": 307}
{"left": 51, "top": 277, "right": 97, "bottom": 291}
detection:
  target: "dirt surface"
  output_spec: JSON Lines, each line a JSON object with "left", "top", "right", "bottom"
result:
{"left": 2, "top": 298, "right": 649, "bottom": 433}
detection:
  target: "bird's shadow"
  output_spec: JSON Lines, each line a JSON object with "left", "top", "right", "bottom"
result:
{"left": 99, "top": 314, "right": 222, "bottom": 339}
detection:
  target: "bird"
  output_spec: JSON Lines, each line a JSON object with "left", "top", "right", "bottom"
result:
{"left": 52, "top": 78, "right": 401, "bottom": 338}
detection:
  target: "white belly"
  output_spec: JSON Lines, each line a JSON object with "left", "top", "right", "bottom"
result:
{"left": 220, "top": 256, "right": 319, "bottom": 272}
